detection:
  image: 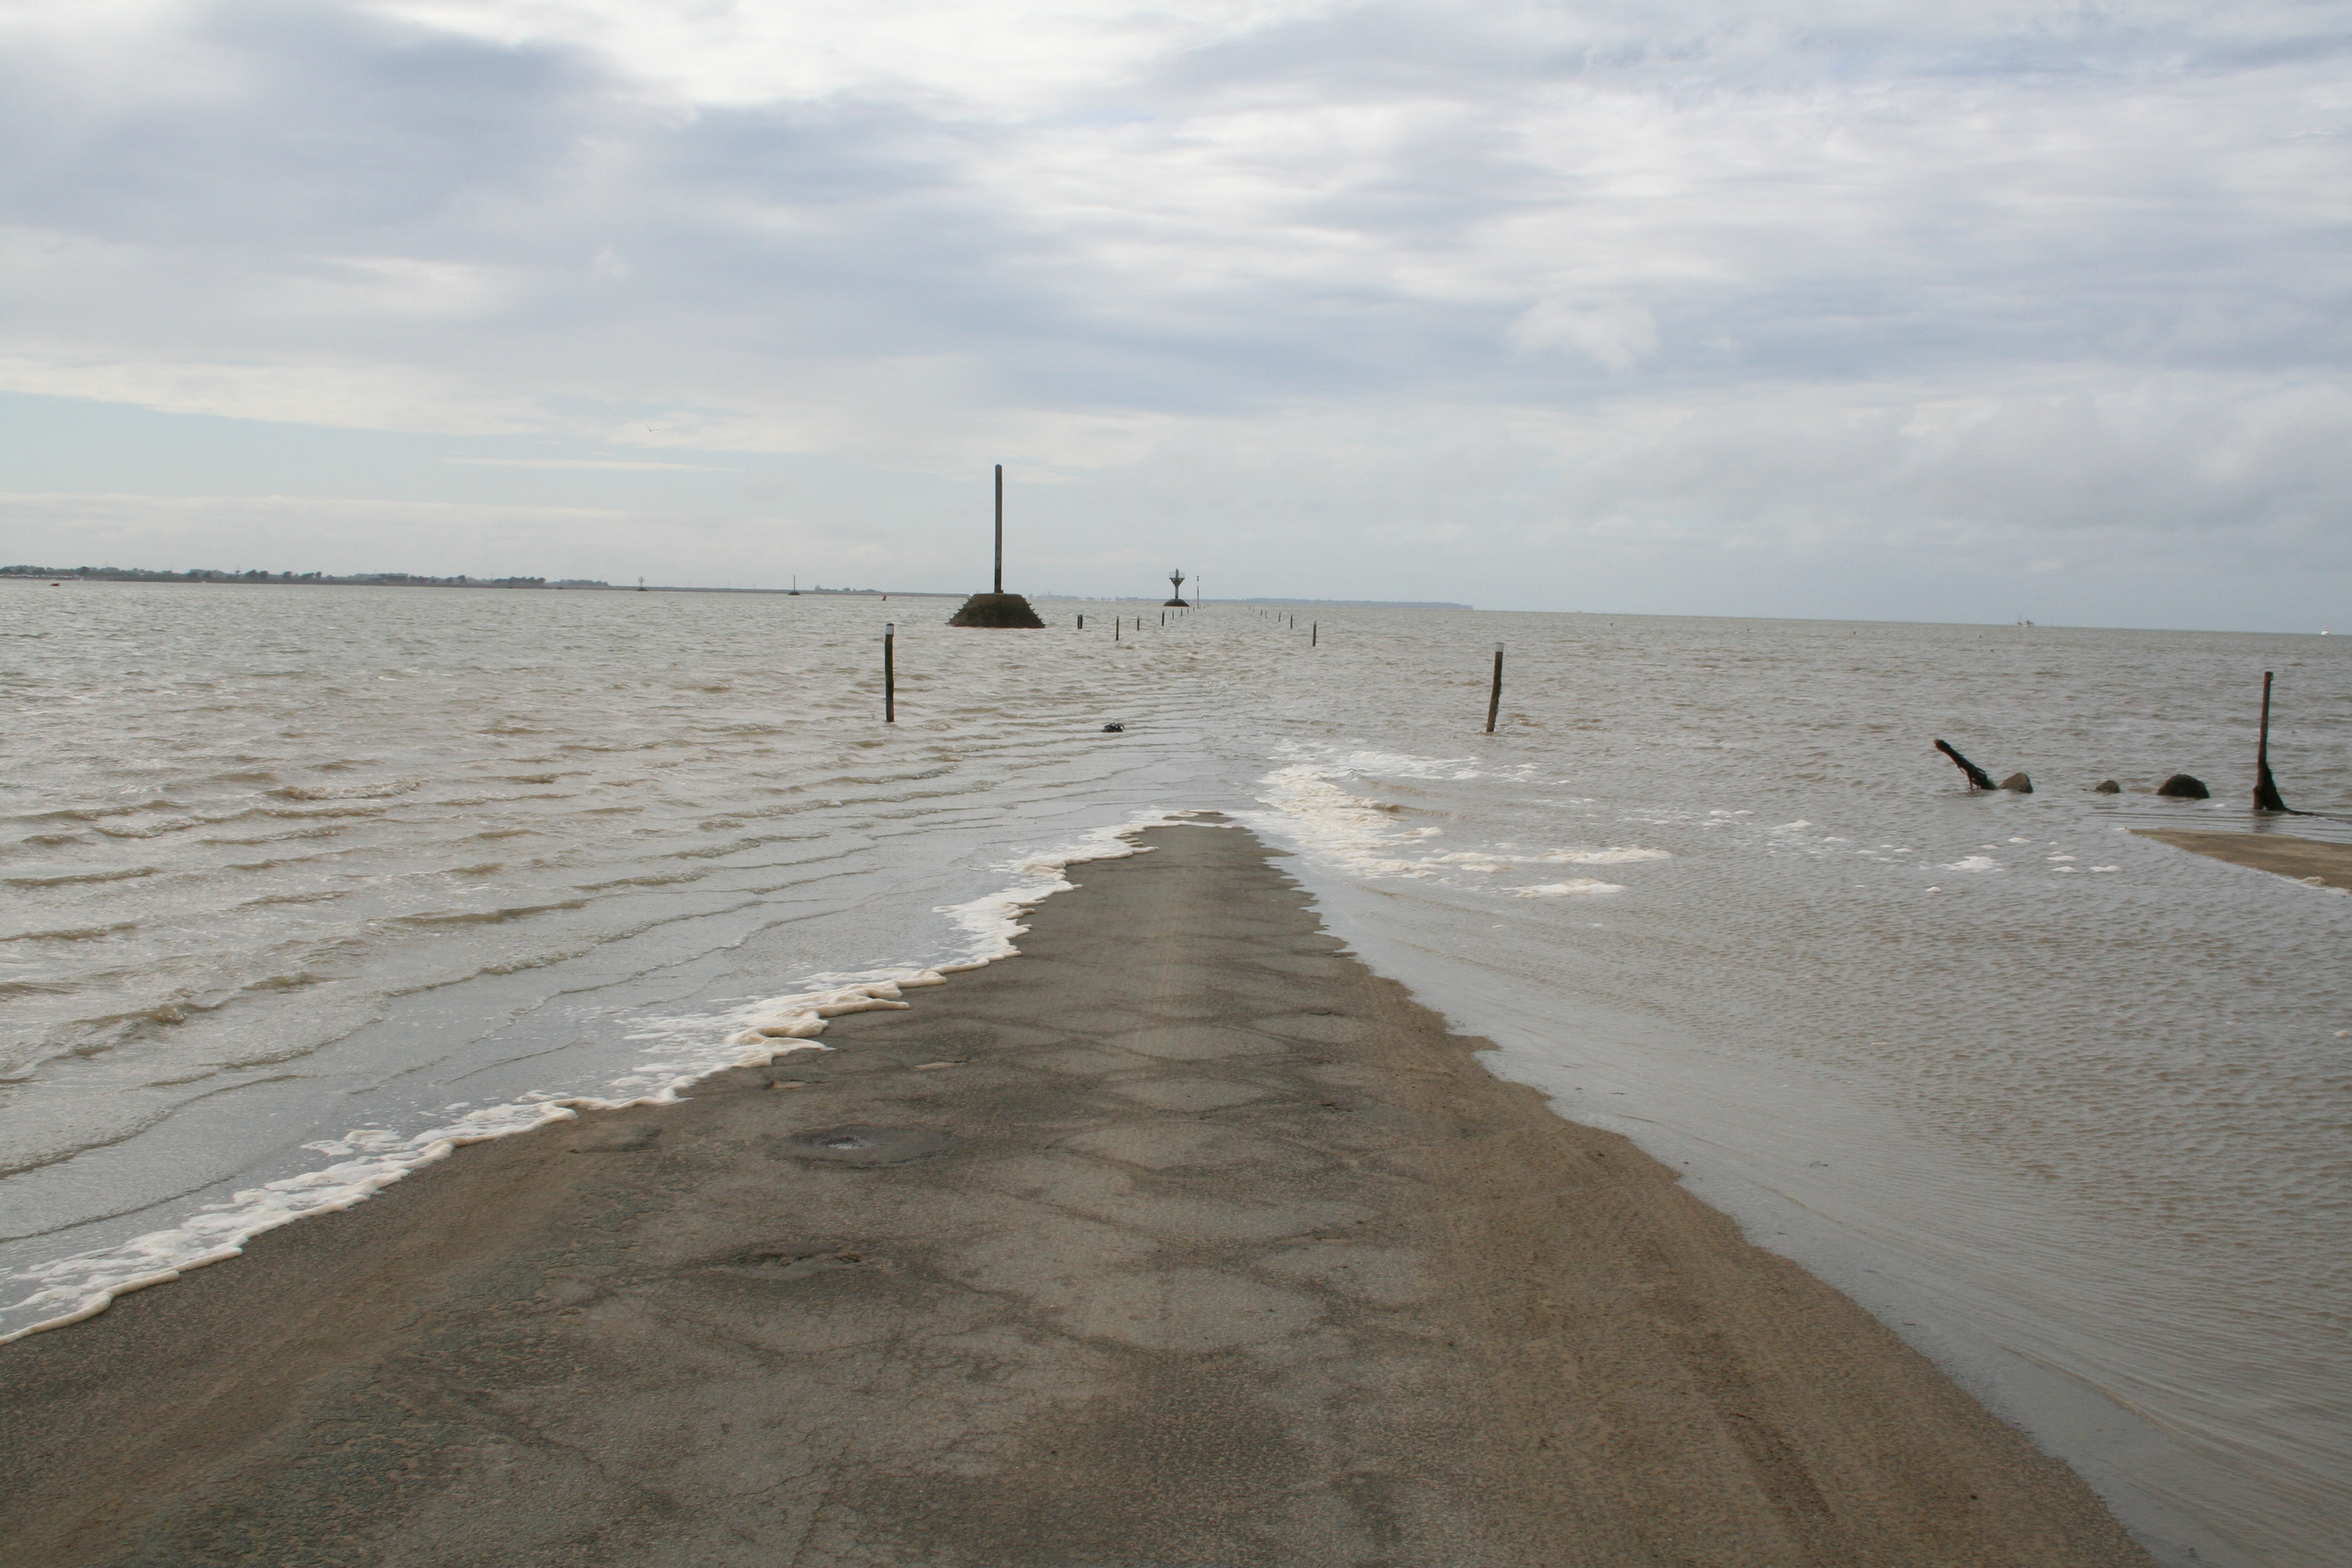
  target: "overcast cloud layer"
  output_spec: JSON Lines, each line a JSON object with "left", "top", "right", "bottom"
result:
{"left": 3, "top": 0, "right": 2348, "bottom": 625}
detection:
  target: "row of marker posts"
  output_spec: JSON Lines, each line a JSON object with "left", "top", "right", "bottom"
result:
{"left": 882, "top": 610, "right": 1507, "bottom": 736}
{"left": 889, "top": 619, "right": 2283, "bottom": 797}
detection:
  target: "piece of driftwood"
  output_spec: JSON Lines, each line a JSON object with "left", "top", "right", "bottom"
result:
{"left": 1935, "top": 738, "right": 1995, "bottom": 791}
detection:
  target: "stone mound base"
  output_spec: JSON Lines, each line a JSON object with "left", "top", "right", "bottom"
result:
{"left": 948, "top": 592, "right": 1045, "bottom": 628}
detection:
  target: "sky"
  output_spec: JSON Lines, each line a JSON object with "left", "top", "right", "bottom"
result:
{"left": 2, "top": 0, "right": 2349, "bottom": 628}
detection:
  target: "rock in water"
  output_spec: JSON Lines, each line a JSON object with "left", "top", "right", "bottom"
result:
{"left": 2093, "top": 780, "right": 2121, "bottom": 793}
{"left": 2156, "top": 773, "right": 2210, "bottom": 799}
{"left": 1999, "top": 772, "right": 2033, "bottom": 793}
{"left": 947, "top": 592, "right": 1045, "bottom": 628}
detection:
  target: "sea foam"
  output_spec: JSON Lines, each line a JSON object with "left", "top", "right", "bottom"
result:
{"left": 0, "top": 808, "right": 1205, "bottom": 1346}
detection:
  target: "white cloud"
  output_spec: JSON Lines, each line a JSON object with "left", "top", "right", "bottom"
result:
{"left": 1506, "top": 299, "right": 1659, "bottom": 371}
{"left": 0, "top": 0, "right": 2347, "bottom": 624}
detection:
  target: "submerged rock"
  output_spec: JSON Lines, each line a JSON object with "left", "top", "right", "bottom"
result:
{"left": 2093, "top": 780, "right": 2121, "bottom": 794}
{"left": 2157, "top": 773, "right": 2210, "bottom": 799}
{"left": 1999, "top": 773, "right": 2033, "bottom": 794}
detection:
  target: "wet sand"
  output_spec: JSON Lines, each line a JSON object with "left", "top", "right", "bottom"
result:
{"left": 0, "top": 824, "right": 2150, "bottom": 1567}
{"left": 2133, "top": 828, "right": 2352, "bottom": 891}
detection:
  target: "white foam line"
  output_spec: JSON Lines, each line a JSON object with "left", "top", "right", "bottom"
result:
{"left": 1241, "top": 762, "right": 1661, "bottom": 891}
{"left": 0, "top": 808, "right": 1210, "bottom": 1347}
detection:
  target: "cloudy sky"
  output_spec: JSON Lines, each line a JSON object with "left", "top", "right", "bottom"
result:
{"left": 3, "top": 0, "right": 2347, "bottom": 627}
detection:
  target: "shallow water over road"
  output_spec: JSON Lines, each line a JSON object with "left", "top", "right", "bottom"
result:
{"left": 3, "top": 581, "right": 2345, "bottom": 1565}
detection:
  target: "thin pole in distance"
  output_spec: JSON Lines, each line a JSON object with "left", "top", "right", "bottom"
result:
{"left": 992, "top": 466, "right": 1004, "bottom": 594}
{"left": 883, "top": 622, "right": 896, "bottom": 724}
{"left": 1485, "top": 642, "right": 1504, "bottom": 734}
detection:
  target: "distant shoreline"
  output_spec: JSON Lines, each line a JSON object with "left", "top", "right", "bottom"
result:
{"left": 1, "top": 570, "right": 1469, "bottom": 609}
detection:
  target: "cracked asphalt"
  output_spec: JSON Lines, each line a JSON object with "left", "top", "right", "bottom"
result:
{"left": 1, "top": 823, "right": 2150, "bottom": 1567}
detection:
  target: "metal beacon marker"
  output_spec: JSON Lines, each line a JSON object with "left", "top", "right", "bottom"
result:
{"left": 948, "top": 463, "right": 1045, "bottom": 627}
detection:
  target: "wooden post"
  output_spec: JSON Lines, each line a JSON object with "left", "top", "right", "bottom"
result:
{"left": 1485, "top": 642, "right": 1503, "bottom": 733}
{"left": 992, "top": 465, "right": 1003, "bottom": 594}
{"left": 1077, "top": 614, "right": 1084, "bottom": 630}
{"left": 2255, "top": 670, "right": 2289, "bottom": 812}
{"left": 1115, "top": 618, "right": 1121, "bottom": 642}
{"left": 1311, "top": 621, "right": 1317, "bottom": 647}
{"left": 883, "top": 622, "right": 896, "bottom": 723}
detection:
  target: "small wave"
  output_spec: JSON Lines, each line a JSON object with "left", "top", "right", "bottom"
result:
{"left": 272, "top": 778, "right": 424, "bottom": 802}
{"left": 74, "top": 997, "right": 211, "bottom": 1033}
{"left": 1940, "top": 855, "right": 2002, "bottom": 872}
{"left": 202, "top": 826, "right": 346, "bottom": 847}
{"left": 1531, "top": 846, "right": 1671, "bottom": 865}
{"left": 46, "top": 800, "right": 180, "bottom": 823}
{"left": 1513, "top": 880, "right": 1627, "bottom": 897}
{"left": 1328, "top": 749, "right": 1484, "bottom": 781}
{"left": 91, "top": 816, "right": 205, "bottom": 840}
{"left": 663, "top": 837, "right": 770, "bottom": 861}
{"left": 391, "top": 898, "right": 590, "bottom": 927}
{"left": 4, "top": 866, "right": 159, "bottom": 888}
{"left": 1, "top": 921, "right": 137, "bottom": 943}
{"left": 241, "top": 970, "right": 329, "bottom": 994}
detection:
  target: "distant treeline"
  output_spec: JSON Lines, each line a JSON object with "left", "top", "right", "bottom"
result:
{"left": 3, "top": 565, "right": 608, "bottom": 589}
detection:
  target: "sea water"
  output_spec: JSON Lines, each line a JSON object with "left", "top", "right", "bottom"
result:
{"left": 2, "top": 581, "right": 2345, "bottom": 1566}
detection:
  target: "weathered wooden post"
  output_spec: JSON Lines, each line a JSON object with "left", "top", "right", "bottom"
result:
{"left": 1076, "top": 614, "right": 1084, "bottom": 630}
{"left": 1311, "top": 621, "right": 1318, "bottom": 647}
{"left": 993, "top": 465, "right": 1003, "bottom": 594}
{"left": 883, "top": 622, "right": 896, "bottom": 723}
{"left": 1934, "top": 739, "right": 1994, "bottom": 791}
{"left": 1115, "top": 618, "right": 1121, "bottom": 642}
{"left": 2255, "top": 670, "right": 2289, "bottom": 812}
{"left": 1485, "top": 642, "right": 1504, "bottom": 733}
